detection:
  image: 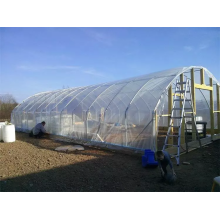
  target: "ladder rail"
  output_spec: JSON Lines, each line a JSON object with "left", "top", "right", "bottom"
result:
{"left": 163, "top": 79, "right": 180, "bottom": 150}
{"left": 177, "top": 79, "right": 189, "bottom": 147}
{"left": 163, "top": 77, "right": 202, "bottom": 165}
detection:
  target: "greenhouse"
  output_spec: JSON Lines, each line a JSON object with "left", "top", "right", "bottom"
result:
{"left": 11, "top": 66, "right": 220, "bottom": 162}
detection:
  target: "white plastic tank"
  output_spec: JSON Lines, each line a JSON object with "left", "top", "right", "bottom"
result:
{"left": 186, "top": 116, "right": 203, "bottom": 133}
{"left": 0, "top": 122, "right": 6, "bottom": 141}
{"left": 3, "top": 124, "right": 16, "bottom": 143}
{"left": 195, "top": 116, "right": 203, "bottom": 133}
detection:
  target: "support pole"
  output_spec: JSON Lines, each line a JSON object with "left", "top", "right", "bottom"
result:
{"left": 209, "top": 77, "right": 214, "bottom": 138}
{"left": 217, "top": 84, "right": 220, "bottom": 134}
{"left": 191, "top": 68, "right": 196, "bottom": 141}
{"left": 168, "top": 85, "right": 173, "bottom": 145}
{"left": 180, "top": 73, "right": 185, "bottom": 145}
{"left": 152, "top": 110, "right": 158, "bottom": 151}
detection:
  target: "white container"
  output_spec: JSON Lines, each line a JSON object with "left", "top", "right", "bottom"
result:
{"left": 186, "top": 116, "right": 203, "bottom": 133}
{"left": 195, "top": 116, "right": 203, "bottom": 132}
{"left": 0, "top": 122, "right": 6, "bottom": 141}
{"left": 3, "top": 124, "right": 16, "bottom": 143}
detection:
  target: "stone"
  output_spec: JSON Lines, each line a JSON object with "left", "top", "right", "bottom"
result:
{"left": 55, "top": 145, "right": 84, "bottom": 152}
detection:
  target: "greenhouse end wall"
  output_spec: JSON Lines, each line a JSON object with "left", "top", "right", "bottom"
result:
{"left": 11, "top": 66, "right": 220, "bottom": 151}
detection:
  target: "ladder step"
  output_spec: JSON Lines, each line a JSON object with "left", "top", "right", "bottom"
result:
{"left": 169, "top": 125, "right": 180, "bottom": 128}
{"left": 177, "top": 82, "right": 187, "bottom": 85}
{"left": 175, "top": 90, "right": 189, "bottom": 93}
{"left": 172, "top": 108, "right": 182, "bottom": 110}
{"left": 172, "top": 108, "right": 192, "bottom": 110}
{"left": 174, "top": 99, "right": 191, "bottom": 101}
{"left": 165, "top": 144, "right": 179, "bottom": 147}
{"left": 167, "top": 135, "right": 179, "bottom": 137}
{"left": 171, "top": 116, "right": 194, "bottom": 119}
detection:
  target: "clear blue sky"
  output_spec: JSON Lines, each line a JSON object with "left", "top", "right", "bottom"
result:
{"left": 0, "top": 27, "right": 219, "bottom": 103}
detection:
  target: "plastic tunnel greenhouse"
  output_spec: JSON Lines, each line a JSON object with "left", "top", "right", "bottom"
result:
{"left": 11, "top": 66, "right": 220, "bottom": 154}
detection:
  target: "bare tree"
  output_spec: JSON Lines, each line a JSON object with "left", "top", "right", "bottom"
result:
{"left": 0, "top": 94, "right": 18, "bottom": 121}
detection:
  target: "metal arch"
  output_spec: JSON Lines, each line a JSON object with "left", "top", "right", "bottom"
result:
{"left": 15, "top": 96, "right": 36, "bottom": 112}
{"left": 122, "top": 82, "right": 153, "bottom": 140}
{"left": 102, "top": 84, "right": 143, "bottom": 127}
{"left": 86, "top": 92, "right": 110, "bottom": 114}
{"left": 47, "top": 88, "right": 83, "bottom": 132}
{"left": 88, "top": 83, "right": 127, "bottom": 120}
{"left": 127, "top": 94, "right": 155, "bottom": 146}
{"left": 198, "top": 88, "right": 211, "bottom": 109}
{"left": 21, "top": 93, "right": 51, "bottom": 129}
{"left": 29, "top": 92, "right": 58, "bottom": 126}
{"left": 59, "top": 86, "right": 94, "bottom": 114}
{"left": 13, "top": 90, "right": 53, "bottom": 113}
{"left": 90, "top": 84, "right": 121, "bottom": 110}
{"left": 59, "top": 84, "right": 105, "bottom": 133}
{"left": 13, "top": 94, "right": 43, "bottom": 128}
{"left": 95, "top": 81, "right": 134, "bottom": 140}
{"left": 130, "top": 119, "right": 153, "bottom": 147}
{"left": 82, "top": 83, "right": 114, "bottom": 137}
{"left": 70, "top": 84, "right": 107, "bottom": 120}
{"left": 18, "top": 93, "right": 47, "bottom": 112}
{"left": 19, "top": 90, "right": 58, "bottom": 112}
{"left": 101, "top": 92, "right": 141, "bottom": 144}
{"left": 49, "top": 87, "right": 83, "bottom": 113}
{"left": 24, "top": 93, "right": 52, "bottom": 127}
{"left": 100, "top": 90, "right": 141, "bottom": 142}
{"left": 35, "top": 90, "right": 63, "bottom": 114}
{"left": 27, "top": 92, "right": 52, "bottom": 113}
{"left": 152, "top": 66, "right": 218, "bottom": 112}
{"left": 32, "top": 89, "right": 74, "bottom": 131}
{"left": 39, "top": 88, "right": 74, "bottom": 114}
{"left": 201, "top": 67, "right": 219, "bottom": 83}
{"left": 12, "top": 95, "right": 35, "bottom": 112}
{"left": 85, "top": 83, "right": 116, "bottom": 126}
{"left": 154, "top": 67, "right": 191, "bottom": 112}
{"left": 31, "top": 91, "right": 57, "bottom": 113}
{"left": 104, "top": 90, "right": 131, "bottom": 124}
{"left": 86, "top": 83, "right": 116, "bottom": 115}
{"left": 152, "top": 66, "right": 219, "bottom": 133}
{"left": 59, "top": 86, "right": 93, "bottom": 131}
{"left": 125, "top": 78, "right": 155, "bottom": 113}
{"left": 124, "top": 78, "right": 154, "bottom": 145}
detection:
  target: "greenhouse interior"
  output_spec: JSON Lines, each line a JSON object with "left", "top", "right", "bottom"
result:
{"left": 11, "top": 66, "right": 220, "bottom": 161}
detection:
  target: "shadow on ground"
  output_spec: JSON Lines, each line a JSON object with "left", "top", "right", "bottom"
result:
{"left": 0, "top": 133, "right": 219, "bottom": 192}
{"left": 1, "top": 154, "right": 161, "bottom": 192}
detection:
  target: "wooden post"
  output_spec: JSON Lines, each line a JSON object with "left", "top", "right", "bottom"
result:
{"left": 180, "top": 73, "right": 185, "bottom": 145}
{"left": 210, "top": 77, "right": 214, "bottom": 137}
{"left": 217, "top": 84, "right": 220, "bottom": 134}
{"left": 191, "top": 68, "right": 196, "bottom": 140}
{"left": 200, "top": 68, "right": 205, "bottom": 84}
{"left": 168, "top": 85, "right": 173, "bottom": 145}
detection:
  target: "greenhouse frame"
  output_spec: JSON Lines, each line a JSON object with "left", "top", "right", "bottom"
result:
{"left": 11, "top": 66, "right": 220, "bottom": 159}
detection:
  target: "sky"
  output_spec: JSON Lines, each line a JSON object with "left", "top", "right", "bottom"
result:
{"left": 0, "top": 27, "right": 219, "bottom": 103}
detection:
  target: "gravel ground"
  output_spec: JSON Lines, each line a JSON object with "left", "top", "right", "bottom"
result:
{"left": 0, "top": 132, "right": 219, "bottom": 192}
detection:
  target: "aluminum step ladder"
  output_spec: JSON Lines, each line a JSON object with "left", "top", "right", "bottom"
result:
{"left": 163, "top": 78, "right": 201, "bottom": 165}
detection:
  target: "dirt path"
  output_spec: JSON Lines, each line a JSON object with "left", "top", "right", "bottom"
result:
{"left": 0, "top": 132, "right": 219, "bottom": 192}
